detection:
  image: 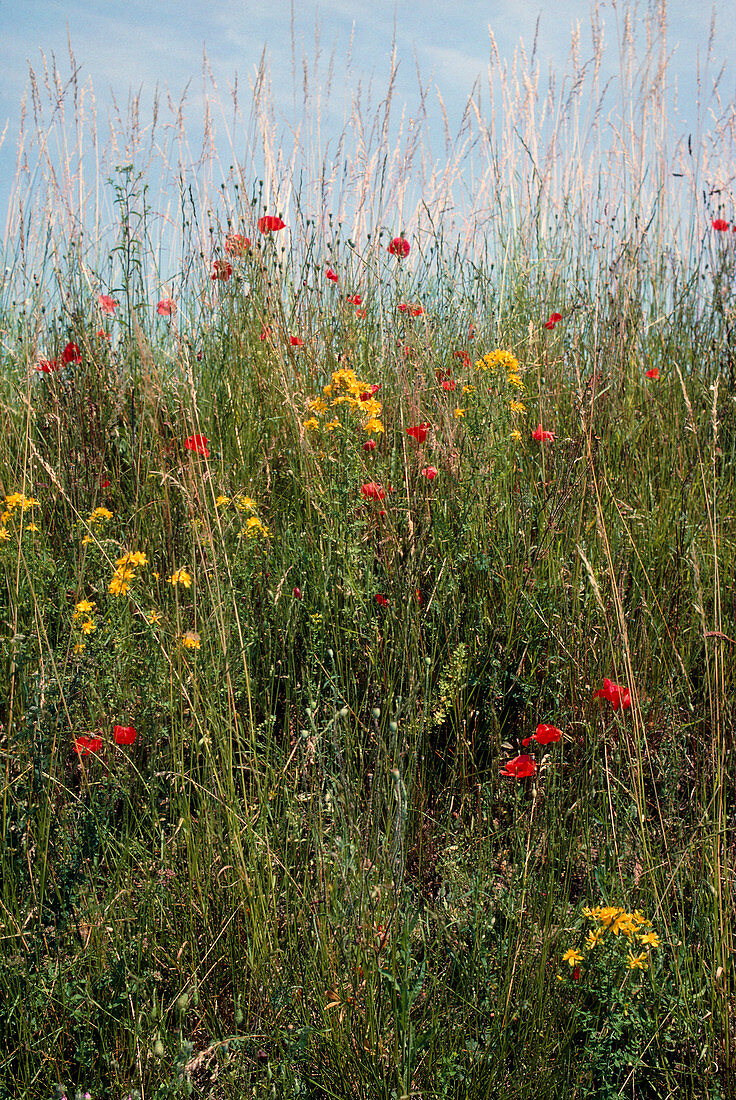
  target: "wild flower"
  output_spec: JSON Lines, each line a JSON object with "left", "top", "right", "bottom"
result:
{"left": 645, "top": 367, "right": 660, "bottom": 379}
{"left": 245, "top": 516, "right": 271, "bottom": 538}
{"left": 593, "top": 677, "right": 631, "bottom": 710}
{"left": 500, "top": 754, "right": 537, "bottom": 778}
{"left": 509, "top": 400, "right": 526, "bottom": 413}
{"left": 74, "top": 736, "right": 103, "bottom": 756}
{"left": 325, "top": 267, "right": 338, "bottom": 282}
{"left": 182, "top": 631, "right": 201, "bottom": 649}
{"left": 169, "top": 568, "right": 192, "bottom": 588}
{"left": 88, "top": 506, "right": 113, "bottom": 526}
{"left": 454, "top": 408, "right": 465, "bottom": 419}
{"left": 375, "top": 594, "right": 388, "bottom": 607}
{"left": 522, "top": 723, "right": 563, "bottom": 746}
{"left": 712, "top": 218, "right": 730, "bottom": 231}
{"left": 184, "top": 434, "right": 210, "bottom": 457}
{"left": 225, "top": 233, "right": 251, "bottom": 255}
{"left": 98, "top": 294, "right": 118, "bottom": 314}
{"left": 147, "top": 609, "right": 162, "bottom": 624}
{"left": 113, "top": 725, "right": 137, "bottom": 746}
{"left": 388, "top": 236, "right": 410, "bottom": 257}
{"left": 258, "top": 215, "right": 285, "bottom": 232}
{"left": 211, "top": 259, "right": 232, "bottom": 281}
{"left": 626, "top": 951, "right": 649, "bottom": 971}
{"left": 476, "top": 349, "right": 520, "bottom": 373}
{"left": 406, "top": 423, "right": 429, "bottom": 443}
{"left": 156, "top": 298, "right": 176, "bottom": 316}
{"left": 421, "top": 466, "right": 438, "bottom": 480}
{"left": 361, "top": 482, "right": 385, "bottom": 501}
{"left": 345, "top": 294, "right": 362, "bottom": 305}
{"left": 36, "top": 358, "right": 59, "bottom": 372}
{"left": 563, "top": 948, "right": 583, "bottom": 967}
{"left": 363, "top": 439, "right": 377, "bottom": 452}
{"left": 544, "top": 311, "right": 563, "bottom": 329}
{"left": 290, "top": 336, "right": 305, "bottom": 347}
{"left": 532, "top": 424, "right": 555, "bottom": 442}
{"left": 510, "top": 430, "right": 523, "bottom": 441}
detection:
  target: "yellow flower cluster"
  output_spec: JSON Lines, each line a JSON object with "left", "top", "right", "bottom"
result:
{"left": 89, "top": 506, "right": 113, "bottom": 526}
{"left": 1, "top": 492, "right": 39, "bottom": 538}
{"left": 73, "top": 597, "right": 97, "bottom": 637}
{"left": 475, "top": 349, "right": 520, "bottom": 374}
{"left": 582, "top": 905, "right": 652, "bottom": 940}
{"left": 560, "top": 905, "right": 661, "bottom": 978}
{"left": 168, "top": 567, "right": 192, "bottom": 588}
{"left": 304, "top": 367, "right": 383, "bottom": 435}
{"left": 109, "top": 550, "right": 148, "bottom": 597}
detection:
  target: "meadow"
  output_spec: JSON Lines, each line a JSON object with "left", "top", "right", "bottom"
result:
{"left": 0, "top": 7, "right": 734, "bottom": 1098}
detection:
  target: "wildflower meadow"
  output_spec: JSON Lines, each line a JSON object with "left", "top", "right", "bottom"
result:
{"left": 0, "top": 7, "right": 734, "bottom": 1098}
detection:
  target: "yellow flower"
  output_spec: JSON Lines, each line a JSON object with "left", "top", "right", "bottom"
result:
{"left": 147, "top": 609, "right": 162, "bottom": 625}
{"left": 234, "top": 496, "right": 257, "bottom": 513}
{"left": 25, "top": 523, "right": 40, "bottom": 532}
{"left": 89, "top": 506, "right": 113, "bottom": 525}
{"left": 74, "top": 641, "right": 86, "bottom": 654}
{"left": 169, "top": 568, "right": 192, "bottom": 588}
{"left": 116, "top": 551, "right": 148, "bottom": 568}
{"left": 363, "top": 418, "right": 384, "bottom": 434}
{"left": 585, "top": 928, "right": 605, "bottom": 950}
{"left": 0, "top": 511, "right": 10, "bottom": 525}
{"left": 215, "top": 495, "right": 231, "bottom": 507}
{"left": 462, "top": 384, "right": 475, "bottom": 395}
{"left": 627, "top": 951, "right": 649, "bottom": 971}
{"left": 245, "top": 516, "right": 271, "bottom": 538}
{"left": 509, "top": 400, "right": 527, "bottom": 413}
{"left": 303, "top": 417, "right": 319, "bottom": 431}
{"left": 324, "top": 418, "right": 341, "bottom": 432}
{"left": 454, "top": 408, "right": 465, "bottom": 419}
{"left": 476, "top": 349, "right": 520, "bottom": 373}
{"left": 74, "top": 599, "right": 96, "bottom": 621}
{"left": 510, "top": 429, "right": 523, "bottom": 442}
{"left": 81, "top": 535, "right": 93, "bottom": 545}
{"left": 507, "top": 374, "right": 525, "bottom": 389}
{"left": 562, "top": 948, "right": 583, "bottom": 967}
{"left": 80, "top": 618, "right": 96, "bottom": 635}
{"left": 638, "top": 931, "right": 660, "bottom": 948}
{"left": 182, "top": 631, "right": 201, "bottom": 650}
{"left": 307, "top": 397, "right": 328, "bottom": 414}
{"left": 108, "top": 573, "right": 131, "bottom": 597}
{"left": 0, "top": 528, "right": 10, "bottom": 541}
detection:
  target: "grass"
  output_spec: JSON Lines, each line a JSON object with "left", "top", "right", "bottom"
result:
{"left": 0, "top": 6, "right": 735, "bottom": 1098}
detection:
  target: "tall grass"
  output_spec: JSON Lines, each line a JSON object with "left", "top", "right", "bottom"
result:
{"left": 0, "top": 4, "right": 734, "bottom": 1098}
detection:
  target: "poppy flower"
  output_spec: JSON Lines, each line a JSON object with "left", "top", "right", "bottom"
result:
{"left": 544, "top": 312, "right": 563, "bottom": 329}
{"left": 398, "top": 302, "right": 410, "bottom": 313}
{"left": 712, "top": 218, "right": 730, "bottom": 232}
{"left": 593, "top": 678, "right": 631, "bottom": 711}
{"left": 356, "top": 308, "right": 367, "bottom": 319}
{"left": 97, "top": 329, "right": 111, "bottom": 340}
{"left": 532, "top": 424, "right": 555, "bottom": 442}
{"left": 361, "top": 482, "right": 385, "bottom": 500}
{"left": 645, "top": 367, "right": 660, "bottom": 379}
{"left": 157, "top": 298, "right": 176, "bottom": 316}
{"left": 388, "top": 236, "right": 410, "bottom": 257}
{"left": 258, "top": 215, "right": 285, "bottom": 233}
{"left": 325, "top": 267, "right": 338, "bottom": 282}
{"left": 74, "top": 735, "right": 103, "bottom": 757}
{"left": 184, "top": 434, "right": 210, "bottom": 457}
{"left": 500, "top": 754, "right": 537, "bottom": 778}
{"left": 363, "top": 439, "right": 377, "bottom": 452}
{"left": 375, "top": 593, "right": 388, "bottom": 607}
{"left": 522, "top": 723, "right": 563, "bottom": 746}
{"left": 346, "top": 294, "right": 362, "bottom": 305}
{"left": 290, "top": 336, "right": 305, "bottom": 347}
{"left": 293, "top": 586, "right": 302, "bottom": 599}
{"left": 441, "top": 379, "right": 456, "bottom": 391}
{"left": 225, "top": 233, "right": 251, "bottom": 255}
{"left": 98, "top": 293, "right": 118, "bottom": 314}
{"left": 410, "top": 305, "right": 424, "bottom": 317}
{"left": 406, "top": 423, "right": 429, "bottom": 444}
{"left": 421, "top": 466, "right": 438, "bottom": 480}
{"left": 211, "top": 259, "right": 233, "bottom": 281}
{"left": 113, "top": 724, "right": 137, "bottom": 746}
{"left": 62, "top": 342, "right": 82, "bottom": 364}
{"left": 454, "top": 350, "right": 471, "bottom": 369}
{"left": 360, "top": 384, "right": 381, "bottom": 400}
{"left": 36, "top": 358, "right": 59, "bottom": 373}
{"left": 260, "top": 326, "right": 273, "bottom": 341}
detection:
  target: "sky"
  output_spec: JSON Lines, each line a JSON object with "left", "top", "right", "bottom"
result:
{"left": 0, "top": 0, "right": 733, "bottom": 242}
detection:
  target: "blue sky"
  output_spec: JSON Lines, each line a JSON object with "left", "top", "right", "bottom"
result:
{"left": 0, "top": 1, "right": 733, "bottom": 234}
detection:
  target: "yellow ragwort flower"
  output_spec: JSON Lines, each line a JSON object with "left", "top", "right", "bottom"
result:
{"left": 169, "top": 568, "right": 192, "bottom": 588}
{"left": 215, "top": 495, "right": 231, "bottom": 507}
{"left": 80, "top": 618, "right": 96, "bottom": 635}
{"left": 507, "top": 374, "right": 525, "bottom": 389}
{"left": 509, "top": 400, "right": 527, "bottom": 414}
{"left": 303, "top": 417, "right": 319, "bottom": 431}
{"left": 74, "top": 599, "right": 96, "bottom": 621}
{"left": 510, "top": 429, "right": 523, "bottom": 442}
{"left": 116, "top": 551, "right": 148, "bottom": 568}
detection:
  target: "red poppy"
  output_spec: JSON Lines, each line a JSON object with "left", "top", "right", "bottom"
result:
{"left": 544, "top": 312, "right": 563, "bottom": 329}
{"left": 211, "top": 259, "right": 233, "bottom": 281}
{"left": 593, "top": 678, "right": 631, "bottom": 711}
{"left": 260, "top": 326, "right": 273, "bottom": 341}
{"left": 62, "top": 342, "right": 82, "bottom": 364}
{"left": 363, "top": 439, "right": 377, "bottom": 452}
{"left": 36, "top": 358, "right": 59, "bottom": 373}
{"left": 356, "top": 308, "right": 367, "bottom": 319}
{"left": 225, "top": 233, "right": 251, "bottom": 255}
{"left": 100, "top": 478, "right": 110, "bottom": 489}
{"left": 421, "top": 466, "right": 438, "bottom": 480}
{"left": 74, "top": 735, "right": 103, "bottom": 757}
{"left": 375, "top": 593, "right": 389, "bottom": 607}
{"left": 388, "top": 236, "right": 410, "bottom": 257}
{"left": 325, "top": 267, "right": 339, "bottom": 282}
{"left": 712, "top": 218, "right": 730, "bottom": 232}
{"left": 522, "top": 723, "right": 563, "bottom": 746}
{"left": 532, "top": 424, "right": 555, "bottom": 442}
{"left": 398, "top": 302, "right": 410, "bottom": 313}
{"left": 454, "top": 350, "right": 471, "bottom": 369}
{"left": 360, "top": 384, "right": 381, "bottom": 400}
{"left": 258, "top": 215, "right": 285, "bottom": 233}
{"left": 293, "top": 586, "right": 302, "bottom": 599}
{"left": 645, "top": 367, "right": 660, "bottom": 379}
{"left": 406, "top": 423, "right": 429, "bottom": 444}
{"left": 97, "top": 329, "right": 111, "bottom": 340}
{"left": 290, "top": 336, "right": 305, "bottom": 347}
{"left": 361, "top": 482, "right": 385, "bottom": 500}
{"left": 98, "top": 293, "right": 118, "bottom": 314}
{"left": 410, "top": 305, "right": 424, "bottom": 317}
{"left": 572, "top": 966, "right": 580, "bottom": 981}
{"left": 346, "top": 294, "right": 362, "bottom": 305}
{"left": 500, "top": 754, "right": 537, "bottom": 778}
{"left": 157, "top": 298, "right": 176, "bottom": 316}
{"left": 441, "top": 379, "right": 456, "bottom": 391}
{"left": 184, "top": 434, "right": 210, "bottom": 457}
{"left": 113, "top": 724, "right": 137, "bottom": 746}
